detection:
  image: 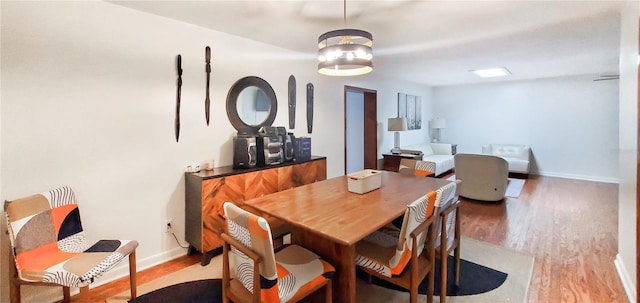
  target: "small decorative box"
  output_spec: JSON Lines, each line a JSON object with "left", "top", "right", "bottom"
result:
{"left": 347, "top": 169, "right": 382, "bottom": 194}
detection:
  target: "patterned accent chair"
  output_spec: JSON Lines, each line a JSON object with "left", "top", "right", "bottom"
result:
{"left": 4, "top": 186, "right": 138, "bottom": 303}
{"left": 399, "top": 159, "right": 437, "bottom": 177}
{"left": 355, "top": 182, "right": 459, "bottom": 303}
{"left": 221, "top": 202, "right": 335, "bottom": 303}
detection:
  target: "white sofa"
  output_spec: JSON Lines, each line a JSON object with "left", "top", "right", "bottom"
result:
{"left": 481, "top": 144, "right": 531, "bottom": 174}
{"left": 400, "top": 143, "right": 454, "bottom": 177}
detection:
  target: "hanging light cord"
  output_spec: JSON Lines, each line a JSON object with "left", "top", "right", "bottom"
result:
{"left": 343, "top": 0, "right": 347, "bottom": 27}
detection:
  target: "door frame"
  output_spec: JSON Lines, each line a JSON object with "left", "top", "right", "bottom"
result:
{"left": 344, "top": 86, "right": 378, "bottom": 174}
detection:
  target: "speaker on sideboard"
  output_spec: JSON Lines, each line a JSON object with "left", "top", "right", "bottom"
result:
{"left": 233, "top": 135, "right": 257, "bottom": 168}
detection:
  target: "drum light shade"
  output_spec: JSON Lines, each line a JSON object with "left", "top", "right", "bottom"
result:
{"left": 317, "top": 0, "right": 373, "bottom": 76}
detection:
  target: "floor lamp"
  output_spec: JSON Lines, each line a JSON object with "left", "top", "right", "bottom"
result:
{"left": 388, "top": 117, "right": 408, "bottom": 154}
{"left": 430, "top": 118, "right": 446, "bottom": 142}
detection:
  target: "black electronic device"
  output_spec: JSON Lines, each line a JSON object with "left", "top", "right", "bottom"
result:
{"left": 256, "top": 135, "right": 284, "bottom": 166}
{"left": 233, "top": 135, "right": 257, "bottom": 168}
{"left": 260, "top": 126, "right": 278, "bottom": 136}
{"left": 284, "top": 132, "right": 294, "bottom": 161}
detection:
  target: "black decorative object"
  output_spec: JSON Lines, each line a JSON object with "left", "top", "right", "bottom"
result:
{"left": 288, "top": 75, "right": 296, "bottom": 129}
{"left": 205, "top": 46, "right": 211, "bottom": 126}
{"left": 226, "top": 76, "right": 277, "bottom": 136}
{"left": 306, "top": 83, "right": 314, "bottom": 134}
{"left": 175, "top": 54, "right": 182, "bottom": 142}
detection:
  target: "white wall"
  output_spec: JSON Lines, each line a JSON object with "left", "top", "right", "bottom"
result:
{"left": 0, "top": 2, "right": 432, "bottom": 300}
{"left": 433, "top": 75, "right": 619, "bottom": 182}
{"left": 616, "top": 1, "right": 638, "bottom": 302}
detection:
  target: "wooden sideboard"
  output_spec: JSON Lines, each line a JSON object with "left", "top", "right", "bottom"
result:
{"left": 185, "top": 156, "right": 327, "bottom": 264}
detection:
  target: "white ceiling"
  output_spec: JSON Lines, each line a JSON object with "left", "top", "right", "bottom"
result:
{"left": 110, "top": 0, "right": 624, "bottom": 87}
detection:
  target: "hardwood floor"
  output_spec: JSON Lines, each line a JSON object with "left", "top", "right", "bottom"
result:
{"left": 47, "top": 174, "right": 627, "bottom": 302}
{"left": 458, "top": 174, "right": 627, "bottom": 303}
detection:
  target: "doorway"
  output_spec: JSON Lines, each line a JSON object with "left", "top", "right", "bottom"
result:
{"left": 344, "top": 86, "right": 377, "bottom": 174}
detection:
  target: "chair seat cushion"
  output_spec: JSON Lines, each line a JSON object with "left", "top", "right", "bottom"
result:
{"left": 5, "top": 186, "right": 139, "bottom": 288}
{"left": 355, "top": 225, "right": 419, "bottom": 277}
{"left": 16, "top": 237, "right": 138, "bottom": 287}
{"left": 274, "top": 244, "right": 335, "bottom": 303}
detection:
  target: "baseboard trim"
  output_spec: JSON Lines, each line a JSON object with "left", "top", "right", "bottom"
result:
{"left": 89, "top": 246, "right": 188, "bottom": 288}
{"left": 614, "top": 254, "right": 636, "bottom": 303}
{"left": 532, "top": 170, "right": 619, "bottom": 184}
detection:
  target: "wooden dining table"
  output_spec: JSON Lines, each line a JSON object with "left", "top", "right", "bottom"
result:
{"left": 242, "top": 170, "right": 452, "bottom": 303}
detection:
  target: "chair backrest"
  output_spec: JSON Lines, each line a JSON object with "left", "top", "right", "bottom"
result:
{"left": 4, "top": 186, "right": 84, "bottom": 273}
{"left": 390, "top": 181, "right": 457, "bottom": 275}
{"left": 399, "top": 159, "right": 436, "bottom": 177}
{"left": 454, "top": 153, "right": 508, "bottom": 201}
{"left": 434, "top": 180, "right": 461, "bottom": 249}
{"left": 223, "top": 202, "right": 279, "bottom": 302}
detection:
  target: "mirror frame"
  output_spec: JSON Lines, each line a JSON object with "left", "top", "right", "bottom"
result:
{"left": 226, "top": 76, "right": 278, "bottom": 135}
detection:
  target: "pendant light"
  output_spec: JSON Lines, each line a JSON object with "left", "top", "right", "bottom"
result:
{"left": 317, "top": 0, "right": 373, "bottom": 76}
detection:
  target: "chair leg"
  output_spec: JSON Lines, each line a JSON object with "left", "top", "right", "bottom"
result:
{"left": 454, "top": 209, "right": 461, "bottom": 286}
{"left": 427, "top": 271, "right": 434, "bottom": 303}
{"left": 454, "top": 244, "right": 461, "bottom": 285}
{"left": 324, "top": 279, "right": 332, "bottom": 303}
{"left": 62, "top": 287, "right": 71, "bottom": 302}
{"left": 9, "top": 263, "right": 21, "bottom": 303}
{"left": 440, "top": 218, "right": 449, "bottom": 303}
{"left": 410, "top": 285, "right": 418, "bottom": 303}
{"left": 222, "top": 243, "right": 230, "bottom": 303}
{"left": 440, "top": 249, "right": 448, "bottom": 303}
{"left": 9, "top": 253, "right": 21, "bottom": 303}
{"left": 9, "top": 283, "right": 20, "bottom": 303}
{"left": 129, "top": 250, "right": 138, "bottom": 299}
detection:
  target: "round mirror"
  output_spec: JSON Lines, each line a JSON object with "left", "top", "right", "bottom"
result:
{"left": 236, "top": 86, "right": 270, "bottom": 126}
{"left": 226, "top": 76, "right": 277, "bottom": 135}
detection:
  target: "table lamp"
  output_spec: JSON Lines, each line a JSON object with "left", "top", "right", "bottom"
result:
{"left": 388, "top": 117, "right": 408, "bottom": 154}
{"left": 429, "top": 118, "right": 446, "bottom": 142}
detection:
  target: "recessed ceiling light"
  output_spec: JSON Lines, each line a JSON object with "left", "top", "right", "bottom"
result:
{"left": 470, "top": 67, "right": 511, "bottom": 78}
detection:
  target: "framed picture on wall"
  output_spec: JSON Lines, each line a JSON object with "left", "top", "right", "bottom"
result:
{"left": 397, "top": 92, "right": 422, "bottom": 130}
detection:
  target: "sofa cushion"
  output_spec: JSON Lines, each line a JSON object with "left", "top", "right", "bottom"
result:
{"left": 421, "top": 145, "right": 434, "bottom": 156}
{"left": 482, "top": 144, "right": 531, "bottom": 174}
{"left": 493, "top": 146, "right": 523, "bottom": 158}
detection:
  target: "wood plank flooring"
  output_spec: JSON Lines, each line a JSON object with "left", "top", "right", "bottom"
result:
{"left": 48, "top": 174, "right": 627, "bottom": 303}
{"left": 459, "top": 174, "right": 627, "bottom": 303}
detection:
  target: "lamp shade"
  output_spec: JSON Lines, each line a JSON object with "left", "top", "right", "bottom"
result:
{"left": 388, "top": 117, "right": 408, "bottom": 131}
{"left": 429, "top": 118, "right": 446, "bottom": 129}
{"left": 318, "top": 29, "right": 373, "bottom": 76}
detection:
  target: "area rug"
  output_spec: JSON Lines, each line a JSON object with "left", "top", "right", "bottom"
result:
{"left": 446, "top": 175, "right": 525, "bottom": 198}
{"left": 107, "top": 238, "right": 533, "bottom": 303}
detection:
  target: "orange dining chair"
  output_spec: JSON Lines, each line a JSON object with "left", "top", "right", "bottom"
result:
{"left": 399, "top": 159, "right": 437, "bottom": 177}
{"left": 355, "top": 181, "right": 458, "bottom": 303}
{"left": 4, "top": 186, "right": 138, "bottom": 303}
{"left": 434, "top": 179, "right": 462, "bottom": 303}
{"left": 221, "top": 202, "right": 335, "bottom": 303}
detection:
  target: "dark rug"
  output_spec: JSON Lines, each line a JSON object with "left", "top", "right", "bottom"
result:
{"left": 128, "top": 279, "right": 222, "bottom": 303}
{"left": 358, "top": 254, "right": 508, "bottom": 296}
